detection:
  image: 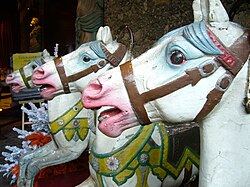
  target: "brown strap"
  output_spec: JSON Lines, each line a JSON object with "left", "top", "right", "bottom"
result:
{"left": 194, "top": 30, "right": 250, "bottom": 120}
{"left": 101, "top": 43, "right": 127, "bottom": 67}
{"left": 142, "top": 68, "right": 202, "bottom": 103}
{"left": 120, "top": 61, "right": 151, "bottom": 125}
{"left": 54, "top": 57, "right": 70, "bottom": 94}
{"left": 67, "top": 64, "right": 101, "bottom": 82}
{"left": 194, "top": 72, "right": 232, "bottom": 122}
{"left": 208, "top": 29, "right": 250, "bottom": 76}
{"left": 120, "top": 61, "right": 214, "bottom": 125}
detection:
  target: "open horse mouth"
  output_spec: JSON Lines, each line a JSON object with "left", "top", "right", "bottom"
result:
{"left": 98, "top": 107, "right": 123, "bottom": 123}
{"left": 97, "top": 106, "right": 131, "bottom": 137}
{"left": 10, "top": 83, "right": 22, "bottom": 93}
{"left": 34, "top": 82, "right": 57, "bottom": 99}
{"left": 84, "top": 100, "right": 136, "bottom": 137}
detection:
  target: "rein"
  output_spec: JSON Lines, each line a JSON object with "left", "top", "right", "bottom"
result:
{"left": 120, "top": 29, "right": 249, "bottom": 125}
{"left": 54, "top": 43, "right": 127, "bottom": 94}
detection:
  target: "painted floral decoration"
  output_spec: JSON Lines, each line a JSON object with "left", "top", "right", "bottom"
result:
{"left": 106, "top": 156, "right": 119, "bottom": 171}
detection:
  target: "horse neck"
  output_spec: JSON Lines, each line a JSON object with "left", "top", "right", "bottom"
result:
{"left": 94, "top": 125, "right": 141, "bottom": 154}
{"left": 202, "top": 61, "right": 249, "bottom": 126}
{"left": 199, "top": 60, "right": 250, "bottom": 186}
{"left": 47, "top": 92, "right": 82, "bottom": 121}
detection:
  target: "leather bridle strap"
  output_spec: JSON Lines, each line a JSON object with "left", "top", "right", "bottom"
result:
{"left": 54, "top": 43, "right": 127, "bottom": 94}
{"left": 120, "top": 61, "right": 151, "bottom": 124}
{"left": 54, "top": 57, "right": 71, "bottom": 93}
{"left": 120, "top": 61, "right": 213, "bottom": 125}
{"left": 19, "top": 67, "right": 31, "bottom": 88}
{"left": 66, "top": 43, "right": 127, "bottom": 83}
{"left": 101, "top": 43, "right": 127, "bottom": 67}
{"left": 194, "top": 30, "right": 250, "bottom": 121}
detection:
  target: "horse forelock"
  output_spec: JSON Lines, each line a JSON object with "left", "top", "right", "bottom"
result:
{"left": 27, "top": 57, "right": 44, "bottom": 67}
{"left": 89, "top": 41, "right": 106, "bottom": 59}
{"left": 154, "top": 26, "right": 184, "bottom": 46}
{"left": 183, "top": 21, "right": 222, "bottom": 55}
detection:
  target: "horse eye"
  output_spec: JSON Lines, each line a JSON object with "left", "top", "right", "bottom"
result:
{"left": 32, "top": 65, "right": 38, "bottom": 69}
{"left": 170, "top": 50, "right": 186, "bottom": 65}
{"left": 83, "top": 56, "right": 91, "bottom": 62}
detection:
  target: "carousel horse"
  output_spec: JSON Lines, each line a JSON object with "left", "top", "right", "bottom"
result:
{"left": 81, "top": 0, "right": 250, "bottom": 186}
{"left": 6, "top": 51, "right": 93, "bottom": 187}
{"left": 31, "top": 28, "right": 200, "bottom": 187}
{"left": 5, "top": 49, "right": 51, "bottom": 92}
{"left": 7, "top": 26, "right": 128, "bottom": 187}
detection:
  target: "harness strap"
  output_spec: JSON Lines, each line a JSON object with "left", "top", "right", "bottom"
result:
{"left": 120, "top": 61, "right": 151, "bottom": 124}
{"left": 67, "top": 64, "right": 102, "bottom": 82}
{"left": 101, "top": 43, "right": 127, "bottom": 67}
{"left": 54, "top": 57, "right": 71, "bottom": 93}
{"left": 54, "top": 43, "right": 127, "bottom": 94}
{"left": 19, "top": 67, "right": 31, "bottom": 88}
{"left": 194, "top": 30, "right": 250, "bottom": 121}
{"left": 194, "top": 72, "right": 232, "bottom": 121}
{"left": 120, "top": 61, "right": 215, "bottom": 125}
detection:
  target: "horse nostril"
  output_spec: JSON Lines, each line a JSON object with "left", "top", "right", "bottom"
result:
{"left": 33, "top": 68, "right": 45, "bottom": 79}
{"left": 84, "top": 79, "right": 103, "bottom": 98}
{"left": 89, "top": 81, "right": 102, "bottom": 95}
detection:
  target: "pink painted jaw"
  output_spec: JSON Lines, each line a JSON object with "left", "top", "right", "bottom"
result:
{"left": 32, "top": 67, "right": 59, "bottom": 100}
{"left": 6, "top": 74, "right": 23, "bottom": 93}
{"left": 82, "top": 78, "right": 138, "bottom": 137}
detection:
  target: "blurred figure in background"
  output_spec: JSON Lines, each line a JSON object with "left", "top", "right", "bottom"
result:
{"left": 29, "top": 17, "right": 42, "bottom": 52}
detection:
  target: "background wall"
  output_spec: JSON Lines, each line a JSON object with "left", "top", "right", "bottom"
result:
{"left": 104, "top": 0, "right": 250, "bottom": 57}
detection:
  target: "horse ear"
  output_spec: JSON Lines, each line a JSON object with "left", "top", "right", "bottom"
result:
{"left": 193, "top": 0, "right": 229, "bottom": 29}
{"left": 96, "top": 26, "right": 104, "bottom": 40}
{"left": 96, "top": 26, "right": 113, "bottom": 44}
{"left": 42, "top": 49, "right": 50, "bottom": 58}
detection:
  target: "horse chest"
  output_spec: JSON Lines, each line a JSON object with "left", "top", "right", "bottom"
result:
{"left": 89, "top": 123, "right": 200, "bottom": 186}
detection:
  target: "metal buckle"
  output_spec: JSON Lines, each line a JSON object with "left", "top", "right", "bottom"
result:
{"left": 215, "top": 73, "right": 232, "bottom": 92}
{"left": 97, "top": 60, "right": 107, "bottom": 68}
{"left": 198, "top": 60, "right": 219, "bottom": 78}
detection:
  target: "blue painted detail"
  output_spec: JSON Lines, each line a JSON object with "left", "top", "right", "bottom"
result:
{"left": 183, "top": 21, "right": 222, "bottom": 55}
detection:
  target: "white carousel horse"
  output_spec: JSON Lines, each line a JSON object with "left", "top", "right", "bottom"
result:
{"left": 6, "top": 26, "right": 128, "bottom": 187}
{"left": 5, "top": 49, "right": 51, "bottom": 92}
{"left": 6, "top": 51, "right": 94, "bottom": 187}
{"left": 32, "top": 31, "right": 200, "bottom": 187}
{"left": 81, "top": 0, "right": 250, "bottom": 186}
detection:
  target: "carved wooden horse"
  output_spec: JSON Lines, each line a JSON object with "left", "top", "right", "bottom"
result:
{"left": 6, "top": 51, "right": 93, "bottom": 187}
{"left": 82, "top": 0, "right": 250, "bottom": 186}
{"left": 32, "top": 29, "right": 200, "bottom": 187}
{"left": 7, "top": 26, "right": 127, "bottom": 187}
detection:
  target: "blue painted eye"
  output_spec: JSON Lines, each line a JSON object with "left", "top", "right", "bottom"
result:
{"left": 83, "top": 56, "right": 91, "bottom": 62}
{"left": 170, "top": 50, "right": 186, "bottom": 65}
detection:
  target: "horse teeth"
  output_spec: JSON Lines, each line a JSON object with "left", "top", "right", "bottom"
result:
{"left": 41, "top": 87, "right": 48, "bottom": 91}
{"left": 98, "top": 114, "right": 109, "bottom": 122}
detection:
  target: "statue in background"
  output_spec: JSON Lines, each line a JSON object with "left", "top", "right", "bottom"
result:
{"left": 29, "top": 17, "right": 42, "bottom": 52}
{"left": 75, "top": 0, "right": 104, "bottom": 48}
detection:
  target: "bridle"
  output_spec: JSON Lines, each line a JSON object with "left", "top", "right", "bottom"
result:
{"left": 120, "top": 26, "right": 249, "bottom": 125}
{"left": 54, "top": 43, "right": 127, "bottom": 94}
{"left": 19, "top": 59, "right": 46, "bottom": 89}
{"left": 19, "top": 67, "right": 32, "bottom": 88}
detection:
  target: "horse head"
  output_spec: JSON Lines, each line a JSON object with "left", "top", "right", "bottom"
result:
{"left": 82, "top": 0, "right": 250, "bottom": 138}
{"left": 32, "top": 26, "right": 128, "bottom": 100}
{"left": 5, "top": 49, "right": 52, "bottom": 93}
